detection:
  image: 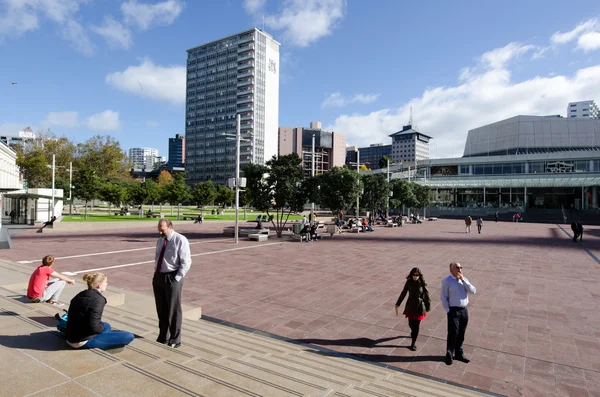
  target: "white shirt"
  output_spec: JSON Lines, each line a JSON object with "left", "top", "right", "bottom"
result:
{"left": 155, "top": 231, "right": 192, "bottom": 282}
{"left": 440, "top": 274, "right": 476, "bottom": 313}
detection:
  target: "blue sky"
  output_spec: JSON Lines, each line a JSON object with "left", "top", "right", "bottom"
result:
{"left": 2, "top": 0, "right": 600, "bottom": 159}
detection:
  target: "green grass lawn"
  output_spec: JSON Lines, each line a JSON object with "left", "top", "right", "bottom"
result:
{"left": 61, "top": 213, "right": 307, "bottom": 222}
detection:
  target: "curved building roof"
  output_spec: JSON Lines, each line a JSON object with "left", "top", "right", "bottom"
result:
{"left": 463, "top": 115, "right": 600, "bottom": 157}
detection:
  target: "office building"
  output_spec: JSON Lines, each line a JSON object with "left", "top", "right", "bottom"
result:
{"left": 390, "top": 124, "right": 432, "bottom": 163}
{"left": 168, "top": 134, "right": 186, "bottom": 168}
{"left": 278, "top": 122, "right": 346, "bottom": 177}
{"left": 128, "top": 147, "right": 158, "bottom": 170}
{"left": 0, "top": 127, "right": 40, "bottom": 150}
{"left": 185, "top": 28, "right": 280, "bottom": 185}
{"left": 568, "top": 100, "right": 599, "bottom": 119}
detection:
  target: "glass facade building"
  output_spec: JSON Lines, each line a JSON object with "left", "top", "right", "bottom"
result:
{"left": 168, "top": 134, "right": 185, "bottom": 169}
{"left": 185, "top": 29, "right": 280, "bottom": 185}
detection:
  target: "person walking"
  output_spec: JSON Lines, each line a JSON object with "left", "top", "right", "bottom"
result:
{"left": 571, "top": 221, "right": 584, "bottom": 242}
{"left": 66, "top": 272, "right": 134, "bottom": 350}
{"left": 153, "top": 219, "right": 192, "bottom": 348}
{"left": 27, "top": 255, "right": 75, "bottom": 305}
{"left": 395, "top": 267, "right": 431, "bottom": 351}
{"left": 464, "top": 215, "right": 472, "bottom": 233}
{"left": 476, "top": 217, "right": 483, "bottom": 234}
{"left": 494, "top": 210, "right": 498, "bottom": 222}
{"left": 441, "top": 262, "right": 476, "bottom": 365}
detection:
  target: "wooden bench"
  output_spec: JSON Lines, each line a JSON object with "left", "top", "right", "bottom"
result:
{"left": 248, "top": 233, "right": 268, "bottom": 241}
{"left": 182, "top": 214, "right": 199, "bottom": 220}
{"left": 146, "top": 212, "right": 164, "bottom": 218}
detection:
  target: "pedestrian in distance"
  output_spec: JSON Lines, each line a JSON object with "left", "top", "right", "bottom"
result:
{"left": 395, "top": 267, "right": 431, "bottom": 351}
{"left": 571, "top": 221, "right": 584, "bottom": 242}
{"left": 153, "top": 219, "right": 192, "bottom": 348}
{"left": 27, "top": 255, "right": 75, "bottom": 306}
{"left": 476, "top": 217, "right": 483, "bottom": 234}
{"left": 441, "top": 262, "right": 476, "bottom": 365}
{"left": 66, "top": 272, "right": 134, "bottom": 350}
{"left": 494, "top": 211, "right": 498, "bottom": 222}
{"left": 464, "top": 215, "right": 472, "bottom": 233}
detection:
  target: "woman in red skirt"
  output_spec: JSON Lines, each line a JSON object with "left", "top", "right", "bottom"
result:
{"left": 395, "top": 267, "right": 431, "bottom": 351}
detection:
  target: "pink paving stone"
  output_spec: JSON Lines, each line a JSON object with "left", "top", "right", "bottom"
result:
{"left": 6, "top": 219, "right": 600, "bottom": 395}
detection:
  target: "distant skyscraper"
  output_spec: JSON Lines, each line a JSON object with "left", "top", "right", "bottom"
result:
{"left": 568, "top": 100, "right": 599, "bottom": 119}
{"left": 168, "top": 134, "right": 186, "bottom": 168}
{"left": 128, "top": 147, "right": 158, "bottom": 170}
{"left": 185, "top": 28, "right": 280, "bottom": 185}
{"left": 278, "top": 122, "right": 346, "bottom": 177}
{"left": 389, "top": 125, "right": 431, "bottom": 163}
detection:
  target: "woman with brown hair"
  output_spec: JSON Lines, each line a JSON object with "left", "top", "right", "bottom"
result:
{"left": 395, "top": 267, "right": 431, "bottom": 351}
{"left": 66, "top": 272, "right": 134, "bottom": 350}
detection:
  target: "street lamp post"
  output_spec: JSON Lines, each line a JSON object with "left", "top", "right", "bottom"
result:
{"left": 311, "top": 133, "right": 315, "bottom": 225}
{"left": 356, "top": 150, "right": 360, "bottom": 217}
{"left": 69, "top": 162, "right": 73, "bottom": 215}
{"left": 386, "top": 158, "right": 390, "bottom": 219}
{"left": 51, "top": 154, "right": 55, "bottom": 219}
{"left": 235, "top": 114, "right": 241, "bottom": 244}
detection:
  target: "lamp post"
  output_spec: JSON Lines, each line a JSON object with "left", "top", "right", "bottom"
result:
{"left": 235, "top": 114, "right": 241, "bottom": 244}
{"left": 51, "top": 154, "right": 55, "bottom": 219}
{"left": 69, "top": 162, "right": 73, "bottom": 215}
{"left": 311, "top": 133, "right": 315, "bottom": 225}
{"left": 386, "top": 158, "right": 390, "bottom": 219}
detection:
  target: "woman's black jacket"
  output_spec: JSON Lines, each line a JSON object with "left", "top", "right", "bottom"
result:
{"left": 66, "top": 289, "right": 106, "bottom": 343}
{"left": 395, "top": 279, "right": 431, "bottom": 315}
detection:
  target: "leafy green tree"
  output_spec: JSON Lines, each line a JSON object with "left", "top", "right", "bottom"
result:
{"left": 390, "top": 179, "right": 418, "bottom": 213}
{"left": 98, "top": 182, "right": 126, "bottom": 214}
{"left": 16, "top": 146, "right": 51, "bottom": 188}
{"left": 361, "top": 174, "right": 389, "bottom": 216}
{"left": 72, "top": 167, "right": 101, "bottom": 219}
{"left": 76, "top": 135, "right": 126, "bottom": 181}
{"left": 412, "top": 183, "right": 432, "bottom": 215}
{"left": 163, "top": 173, "right": 191, "bottom": 205}
{"left": 379, "top": 155, "right": 394, "bottom": 170}
{"left": 215, "top": 185, "right": 234, "bottom": 207}
{"left": 317, "top": 166, "right": 362, "bottom": 216}
{"left": 244, "top": 154, "right": 305, "bottom": 237}
{"left": 143, "top": 180, "right": 161, "bottom": 207}
{"left": 192, "top": 181, "right": 217, "bottom": 213}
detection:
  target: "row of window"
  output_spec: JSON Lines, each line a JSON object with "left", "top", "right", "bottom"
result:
{"left": 458, "top": 160, "right": 600, "bottom": 175}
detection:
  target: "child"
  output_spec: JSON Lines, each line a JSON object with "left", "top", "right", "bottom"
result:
{"left": 27, "top": 255, "right": 75, "bottom": 306}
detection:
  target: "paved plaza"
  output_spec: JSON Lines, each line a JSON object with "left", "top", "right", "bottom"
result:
{"left": 4, "top": 218, "right": 600, "bottom": 396}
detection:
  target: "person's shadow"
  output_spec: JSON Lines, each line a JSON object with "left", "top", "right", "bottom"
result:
{"left": 0, "top": 331, "right": 66, "bottom": 351}
{"left": 296, "top": 336, "right": 404, "bottom": 348}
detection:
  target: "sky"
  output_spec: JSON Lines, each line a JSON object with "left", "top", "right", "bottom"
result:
{"left": 2, "top": 0, "right": 600, "bottom": 160}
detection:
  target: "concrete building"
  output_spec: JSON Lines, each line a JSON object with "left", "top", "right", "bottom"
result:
{"left": 0, "top": 127, "right": 40, "bottom": 149}
{"left": 185, "top": 28, "right": 280, "bottom": 185}
{"left": 128, "top": 147, "right": 159, "bottom": 170}
{"left": 568, "top": 100, "right": 599, "bottom": 119}
{"left": 390, "top": 124, "right": 431, "bottom": 163}
{"left": 168, "top": 134, "right": 186, "bottom": 168}
{"left": 278, "top": 122, "right": 346, "bottom": 177}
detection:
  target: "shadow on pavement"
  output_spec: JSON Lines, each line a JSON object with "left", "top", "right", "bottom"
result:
{"left": 296, "top": 335, "right": 404, "bottom": 348}
{"left": 306, "top": 349, "right": 445, "bottom": 363}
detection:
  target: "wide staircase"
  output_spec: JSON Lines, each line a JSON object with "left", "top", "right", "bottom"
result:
{"left": 0, "top": 260, "right": 493, "bottom": 397}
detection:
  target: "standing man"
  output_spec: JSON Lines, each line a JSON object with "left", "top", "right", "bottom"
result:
{"left": 494, "top": 210, "right": 498, "bottom": 222}
{"left": 153, "top": 219, "right": 192, "bottom": 348}
{"left": 464, "top": 215, "right": 472, "bottom": 233}
{"left": 441, "top": 262, "right": 476, "bottom": 365}
{"left": 476, "top": 217, "right": 483, "bottom": 234}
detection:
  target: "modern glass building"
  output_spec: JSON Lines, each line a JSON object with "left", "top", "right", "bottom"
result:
{"left": 348, "top": 144, "right": 392, "bottom": 170}
{"left": 168, "top": 134, "right": 186, "bottom": 169}
{"left": 185, "top": 28, "right": 280, "bottom": 185}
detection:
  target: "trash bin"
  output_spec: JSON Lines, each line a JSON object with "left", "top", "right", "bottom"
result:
{"left": 293, "top": 223, "right": 302, "bottom": 235}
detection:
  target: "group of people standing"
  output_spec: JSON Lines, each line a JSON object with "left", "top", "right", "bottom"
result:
{"left": 464, "top": 216, "right": 484, "bottom": 233}
{"left": 27, "top": 218, "right": 192, "bottom": 351}
{"left": 395, "top": 262, "right": 476, "bottom": 364}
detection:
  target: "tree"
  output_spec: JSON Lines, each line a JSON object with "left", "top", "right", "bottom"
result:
{"left": 156, "top": 170, "right": 173, "bottom": 187}
{"left": 15, "top": 146, "right": 51, "bottom": 188}
{"left": 72, "top": 167, "right": 101, "bottom": 219}
{"left": 379, "top": 155, "right": 394, "bottom": 170}
{"left": 215, "top": 185, "right": 234, "bottom": 208}
{"left": 412, "top": 183, "right": 432, "bottom": 215}
{"left": 163, "top": 173, "right": 191, "bottom": 205}
{"left": 361, "top": 174, "right": 389, "bottom": 216}
{"left": 76, "top": 135, "right": 126, "bottom": 181}
{"left": 98, "top": 182, "right": 126, "bottom": 214}
{"left": 142, "top": 180, "right": 161, "bottom": 207}
{"left": 244, "top": 154, "right": 305, "bottom": 237}
{"left": 317, "top": 166, "right": 362, "bottom": 216}
{"left": 192, "top": 181, "right": 217, "bottom": 212}
{"left": 390, "top": 179, "right": 417, "bottom": 213}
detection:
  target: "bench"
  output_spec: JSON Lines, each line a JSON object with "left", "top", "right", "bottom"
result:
{"left": 387, "top": 221, "right": 398, "bottom": 227}
{"left": 146, "top": 212, "right": 164, "bottom": 218}
{"left": 428, "top": 217, "right": 438, "bottom": 221}
{"left": 223, "top": 227, "right": 269, "bottom": 237}
{"left": 248, "top": 233, "right": 269, "bottom": 241}
{"left": 182, "top": 214, "right": 199, "bottom": 220}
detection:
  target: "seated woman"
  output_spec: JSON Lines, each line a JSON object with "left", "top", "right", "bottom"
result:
{"left": 27, "top": 255, "right": 75, "bottom": 305}
{"left": 66, "top": 272, "right": 134, "bottom": 350}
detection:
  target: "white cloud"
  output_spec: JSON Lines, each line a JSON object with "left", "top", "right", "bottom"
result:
{"left": 243, "top": 0, "right": 266, "bottom": 14}
{"left": 146, "top": 120, "right": 159, "bottom": 128}
{"left": 43, "top": 111, "right": 79, "bottom": 128}
{"left": 91, "top": 16, "right": 132, "bottom": 49}
{"left": 85, "top": 110, "right": 120, "bottom": 131}
{"left": 250, "top": 0, "right": 345, "bottom": 47}
{"left": 578, "top": 31, "right": 600, "bottom": 53}
{"left": 105, "top": 58, "right": 186, "bottom": 104}
{"left": 40, "top": 110, "right": 120, "bottom": 131}
{"left": 0, "top": 0, "right": 93, "bottom": 55}
{"left": 326, "top": 41, "right": 600, "bottom": 159}
{"left": 321, "top": 92, "right": 380, "bottom": 109}
{"left": 551, "top": 19, "right": 598, "bottom": 45}
{"left": 121, "top": 0, "right": 184, "bottom": 31}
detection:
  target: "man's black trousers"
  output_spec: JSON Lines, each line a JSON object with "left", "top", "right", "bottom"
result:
{"left": 153, "top": 271, "right": 183, "bottom": 344}
{"left": 446, "top": 306, "right": 469, "bottom": 357}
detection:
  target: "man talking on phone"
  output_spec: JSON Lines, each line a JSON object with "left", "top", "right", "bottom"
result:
{"left": 441, "top": 262, "right": 476, "bottom": 365}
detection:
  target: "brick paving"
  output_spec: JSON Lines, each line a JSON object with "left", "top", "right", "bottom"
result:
{"left": 5, "top": 218, "right": 600, "bottom": 396}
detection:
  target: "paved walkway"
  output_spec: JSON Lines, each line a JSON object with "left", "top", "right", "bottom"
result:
{"left": 4, "top": 219, "right": 600, "bottom": 396}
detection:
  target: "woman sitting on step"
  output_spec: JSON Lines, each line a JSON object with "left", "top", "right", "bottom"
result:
{"left": 66, "top": 272, "right": 134, "bottom": 350}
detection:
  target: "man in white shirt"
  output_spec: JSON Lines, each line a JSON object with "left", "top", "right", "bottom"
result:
{"left": 153, "top": 219, "right": 192, "bottom": 348}
{"left": 441, "top": 262, "right": 476, "bottom": 365}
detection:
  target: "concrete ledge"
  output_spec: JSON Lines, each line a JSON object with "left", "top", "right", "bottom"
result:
{"left": 223, "top": 227, "right": 269, "bottom": 237}
{"left": 248, "top": 233, "right": 268, "bottom": 241}
{"left": 2, "top": 282, "right": 125, "bottom": 307}
{"left": 42, "top": 221, "right": 170, "bottom": 233}
{"left": 0, "top": 227, "right": 12, "bottom": 249}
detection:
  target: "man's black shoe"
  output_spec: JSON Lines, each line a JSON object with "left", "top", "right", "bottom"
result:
{"left": 156, "top": 338, "right": 167, "bottom": 344}
{"left": 169, "top": 342, "right": 181, "bottom": 349}
{"left": 454, "top": 355, "right": 470, "bottom": 363}
{"left": 444, "top": 355, "right": 453, "bottom": 365}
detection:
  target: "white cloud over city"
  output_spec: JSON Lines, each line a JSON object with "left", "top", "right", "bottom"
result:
{"left": 244, "top": 0, "right": 346, "bottom": 47}
{"left": 121, "top": 0, "right": 184, "bottom": 31}
{"left": 321, "top": 92, "right": 380, "bottom": 109}
{"left": 105, "top": 58, "right": 186, "bottom": 104}
{"left": 326, "top": 34, "right": 600, "bottom": 159}
{"left": 551, "top": 18, "right": 600, "bottom": 53}
{"left": 91, "top": 16, "right": 133, "bottom": 50}
{"left": 42, "top": 110, "right": 121, "bottom": 131}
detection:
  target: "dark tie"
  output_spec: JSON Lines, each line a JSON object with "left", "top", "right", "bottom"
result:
{"left": 155, "top": 238, "right": 168, "bottom": 275}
